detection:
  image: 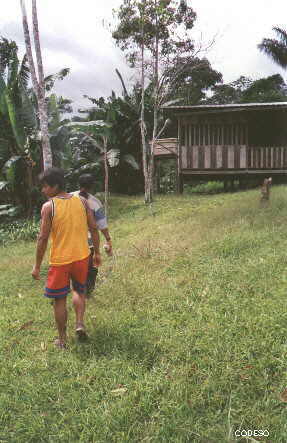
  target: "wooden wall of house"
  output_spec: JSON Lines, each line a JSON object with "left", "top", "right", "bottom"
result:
{"left": 181, "top": 143, "right": 287, "bottom": 170}
{"left": 180, "top": 116, "right": 249, "bottom": 169}
{"left": 181, "top": 144, "right": 248, "bottom": 169}
{"left": 179, "top": 113, "right": 287, "bottom": 170}
{"left": 248, "top": 146, "right": 287, "bottom": 169}
{"left": 181, "top": 119, "right": 248, "bottom": 147}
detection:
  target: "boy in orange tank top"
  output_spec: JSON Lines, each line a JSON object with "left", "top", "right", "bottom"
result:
{"left": 32, "top": 168, "right": 101, "bottom": 349}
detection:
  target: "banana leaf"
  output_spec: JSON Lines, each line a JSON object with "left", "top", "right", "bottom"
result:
{"left": 0, "top": 73, "right": 8, "bottom": 115}
{"left": 70, "top": 131, "right": 105, "bottom": 153}
{"left": 122, "top": 154, "right": 139, "bottom": 170}
{"left": 161, "top": 98, "right": 183, "bottom": 107}
{"left": 0, "top": 138, "right": 9, "bottom": 162}
{"left": 19, "top": 84, "right": 38, "bottom": 130}
{"left": 7, "top": 53, "right": 19, "bottom": 86}
{"left": 4, "top": 156, "right": 22, "bottom": 190}
{"left": 0, "top": 181, "right": 8, "bottom": 191}
{"left": 73, "top": 162, "right": 102, "bottom": 175}
{"left": 66, "top": 120, "right": 110, "bottom": 128}
{"left": 5, "top": 89, "right": 26, "bottom": 151}
{"left": 0, "top": 205, "right": 21, "bottom": 217}
{"left": 107, "top": 149, "right": 120, "bottom": 167}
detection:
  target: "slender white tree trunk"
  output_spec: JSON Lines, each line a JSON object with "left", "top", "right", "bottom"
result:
{"left": 103, "top": 136, "right": 109, "bottom": 216}
{"left": 20, "top": 0, "right": 39, "bottom": 94}
{"left": 20, "top": 0, "right": 52, "bottom": 170}
{"left": 140, "top": 25, "right": 149, "bottom": 204}
{"left": 146, "top": 0, "right": 159, "bottom": 204}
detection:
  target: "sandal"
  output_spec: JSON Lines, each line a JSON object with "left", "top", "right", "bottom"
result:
{"left": 54, "top": 338, "right": 67, "bottom": 350}
{"left": 76, "top": 324, "right": 88, "bottom": 340}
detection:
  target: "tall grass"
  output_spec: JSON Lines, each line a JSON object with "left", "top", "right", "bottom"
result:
{"left": 1, "top": 187, "right": 287, "bottom": 441}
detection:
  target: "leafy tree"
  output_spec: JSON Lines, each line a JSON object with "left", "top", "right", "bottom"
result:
{"left": 75, "top": 77, "right": 145, "bottom": 194}
{"left": 258, "top": 27, "right": 287, "bottom": 69}
{"left": 66, "top": 120, "right": 111, "bottom": 212}
{"left": 46, "top": 90, "right": 74, "bottom": 169}
{"left": 163, "top": 56, "right": 222, "bottom": 105}
{"left": 241, "top": 74, "right": 287, "bottom": 102}
{"left": 207, "top": 74, "right": 287, "bottom": 105}
{"left": 113, "top": 0, "right": 198, "bottom": 203}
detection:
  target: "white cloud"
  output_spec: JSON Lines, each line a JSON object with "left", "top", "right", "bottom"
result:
{"left": 1, "top": 0, "right": 287, "bottom": 111}
{"left": 192, "top": 0, "right": 287, "bottom": 82}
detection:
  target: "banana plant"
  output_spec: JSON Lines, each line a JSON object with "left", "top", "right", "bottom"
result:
{"left": 66, "top": 119, "right": 139, "bottom": 213}
{"left": 0, "top": 38, "right": 39, "bottom": 214}
{"left": 66, "top": 120, "right": 113, "bottom": 214}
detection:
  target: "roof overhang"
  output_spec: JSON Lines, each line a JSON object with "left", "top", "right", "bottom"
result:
{"left": 162, "top": 102, "right": 287, "bottom": 116}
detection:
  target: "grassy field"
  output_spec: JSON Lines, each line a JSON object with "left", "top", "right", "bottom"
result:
{"left": 1, "top": 187, "right": 287, "bottom": 442}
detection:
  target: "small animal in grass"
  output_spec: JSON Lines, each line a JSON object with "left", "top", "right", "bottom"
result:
{"left": 260, "top": 177, "right": 272, "bottom": 205}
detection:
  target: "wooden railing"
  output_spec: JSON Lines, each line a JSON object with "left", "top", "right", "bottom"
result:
{"left": 154, "top": 138, "right": 178, "bottom": 157}
{"left": 248, "top": 146, "right": 287, "bottom": 169}
{"left": 181, "top": 145, "right": 287, "bottom": 170}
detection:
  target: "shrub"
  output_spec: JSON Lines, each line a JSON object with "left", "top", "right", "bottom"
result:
{"left": 0, "top": 218, "right": 39, "bottom": 246}
{"left": 185, "top": 181, "right": 224, "bottom": 194}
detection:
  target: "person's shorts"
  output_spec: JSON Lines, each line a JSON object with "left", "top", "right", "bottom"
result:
{"left": 44, "top": 256, "right": 89, "bottom": 299}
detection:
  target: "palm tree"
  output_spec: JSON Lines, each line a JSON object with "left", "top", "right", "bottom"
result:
{"left": 258, "top": 27, "right": 287, "bottom": 69}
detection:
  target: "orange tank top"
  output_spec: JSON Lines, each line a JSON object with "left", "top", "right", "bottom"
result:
{"left": 49, "top": 195, "right": 90, "bottom": 265}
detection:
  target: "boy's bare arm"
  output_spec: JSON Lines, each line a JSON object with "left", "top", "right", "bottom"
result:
{"left": 32, "top": 202, "right": 52, "bottom": 280}
{"left": 100, "top": 228, "right": 113, "bottom": 256}
{"left": 101, "top": 228, "right": 111, "bottom": 242}
{"left": 80, "top": 197, "right": 102, "bottom": 266}
{"left": 87, "top": 207, "right": 100, "bottom": 253}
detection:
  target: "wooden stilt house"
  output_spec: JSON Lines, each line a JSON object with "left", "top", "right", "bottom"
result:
{"left": 156, "top": 102, "right": 287, "bottom": 191}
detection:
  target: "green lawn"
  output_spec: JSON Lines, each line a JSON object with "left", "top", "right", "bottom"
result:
{"left": 1, "top": 188, "right": 287, "bottom": 442}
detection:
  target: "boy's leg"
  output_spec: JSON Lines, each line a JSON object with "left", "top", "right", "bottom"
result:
{"left": 86, "top": 268, "right": 98, "bottom": 297}
{"left": 53, "top": 296, "right": 68, "bottom": 345}
{"left": 72, "top": 290, "right": 86, "bottom": 327}
{"left": 72, "top": 290, "right": 88, "bottom": 339}
{"left": 86, "top": 247, "right": 98, "bottom": 296}
{"left": 71, "top": 256, "right": 89, "bottom": 338}
{"left": 44, "top": 263, "right": 71, "bottom": 347}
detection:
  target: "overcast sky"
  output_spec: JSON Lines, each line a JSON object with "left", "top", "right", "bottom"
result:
{"left": 1, "top": 0, "right": 287, "bottom": 112}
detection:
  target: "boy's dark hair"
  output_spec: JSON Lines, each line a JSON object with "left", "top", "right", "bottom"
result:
{"left": 79, "top": 174, "right": 94, "bottom": 189}
{"left": 38, "top": 167, "right": 66, "bottom": 190}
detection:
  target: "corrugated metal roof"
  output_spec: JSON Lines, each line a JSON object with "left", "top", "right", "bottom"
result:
{"left": 162, "top": 102, "right": 287, "bottom": 110}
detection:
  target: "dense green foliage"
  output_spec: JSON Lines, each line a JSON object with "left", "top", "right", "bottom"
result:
{"left": 0, "top": 37, "right": 39, "bottom": 214}
{"left": 207, "top": 74, "right": 287, "bottom": 104}
{"left": 71, "top": 84, "right": 144, "bottom": 194}
{"left": 0, "top": 38, "right": 75, "bottom": 213}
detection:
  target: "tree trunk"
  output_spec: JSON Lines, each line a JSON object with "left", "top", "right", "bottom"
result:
{"left": 146, "top": 0, "right": 160, "bottom": 204}
{"left": 20, "top": 0, "right": 39, "bottom": 95}
{"left": 139, "top": 5, "right": 149, "bottom": 204}
{"left": 38, "top": 95, "right": 52, "bottom": 169}
{"left": 32, "top": 0, "right": 44, "bottom": 87}
{"left": 32, "top": 0, "right": 52, "bottom": 169}
{"left": 20, "top": 0, "right": 52, "bottom": 170}
{"left": 26, "top": 163, "right": 33, "bottom": 217}
{"left": 103, "top": 136, "right": 109, "bottom": 216}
